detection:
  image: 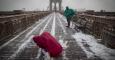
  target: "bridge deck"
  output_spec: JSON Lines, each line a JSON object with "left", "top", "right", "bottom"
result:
{"left": 0, "top": 13, "right": 115, "bottom": 60}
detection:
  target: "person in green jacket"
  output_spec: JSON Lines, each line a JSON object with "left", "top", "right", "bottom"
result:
{"left": 64, "top": 6, "right": 75, "bottom": 28}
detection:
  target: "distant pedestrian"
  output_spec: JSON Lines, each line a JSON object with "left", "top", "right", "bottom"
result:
{"left": 64, "top": 6, "right": 75, "bottom": 28}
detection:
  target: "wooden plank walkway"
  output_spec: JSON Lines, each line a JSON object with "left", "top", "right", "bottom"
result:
{"left": 0, "top": 12, "right": 105, "bottom": 60}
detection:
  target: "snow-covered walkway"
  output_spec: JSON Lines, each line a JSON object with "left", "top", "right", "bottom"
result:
{"left": 73, "top": 32, "right": 115, "bottom": 60}
{"left": 0, "top": 12, "right": 115, "bottom": 60}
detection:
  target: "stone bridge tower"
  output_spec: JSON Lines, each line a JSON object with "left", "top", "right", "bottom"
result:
{"left": 49, "top": 0, "right": 62, "bottom": 11}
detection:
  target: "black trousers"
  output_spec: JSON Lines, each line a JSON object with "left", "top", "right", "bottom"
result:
{"left": 67, "top": 17, "right": 71, "bottom": 27}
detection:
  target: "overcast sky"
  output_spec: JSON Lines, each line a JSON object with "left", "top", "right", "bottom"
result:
{"left": 0, "top": 0, "right": 115, "bottom": 12}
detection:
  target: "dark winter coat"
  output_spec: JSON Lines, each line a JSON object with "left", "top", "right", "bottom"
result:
{"left": 64, "top": 8, "right": 75, "bottom": 19}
